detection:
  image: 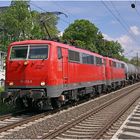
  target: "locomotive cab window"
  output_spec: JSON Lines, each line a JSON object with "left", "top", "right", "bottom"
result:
{"left": 10, "top": 46, "right": 28, "bottom": 59}
{"left": 29, "top": 45, "right": 48, "bottom": 59}
{"left": 10, "top": 45, "right": 48, "bottom": 60}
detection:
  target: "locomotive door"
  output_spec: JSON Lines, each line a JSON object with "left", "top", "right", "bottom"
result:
{"left": 109, "top": 60, "right": 113, "bottom": 81}
{"left": 62, "top": 48, "right": 68, "bottom": 84}
{"left": 102, "top": 58, "right": 106, "bottom": 81}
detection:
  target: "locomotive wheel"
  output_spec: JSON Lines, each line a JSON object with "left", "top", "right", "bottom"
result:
{"left": 32, "top": 99, "right": 53, "bottom": 111}
{"left": 51, "top": 97, "right": 61, "bottom": 109}
{"left": 107, "top": 86, "right": 112, "bottom": 93}
{"left": 15, "top": 98, "right": 26, "bottom": 109}
{"left": 96, "top": 85, "right": 102, "bottom": 96}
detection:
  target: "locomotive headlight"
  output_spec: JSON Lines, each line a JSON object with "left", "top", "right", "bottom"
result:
{"left": 24, "top": 61, "right": 28, "bottom": 66}
{"left": 9, "top": 82, "right": 14, "bottom": 86}
{"left": 41, "top": 81, "right": 45, "bottom": 86}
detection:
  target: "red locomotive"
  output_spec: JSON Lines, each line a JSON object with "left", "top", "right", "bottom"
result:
{"left": 1, "top": 40, "right": 138, "bottom": 110}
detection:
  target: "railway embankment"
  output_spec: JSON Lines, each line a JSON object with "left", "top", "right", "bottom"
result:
{"left": 0, "top": 87, "right": 16, "bottom": 115}
{"left": 0, "top": 82, "right": 140, "bottom": 139}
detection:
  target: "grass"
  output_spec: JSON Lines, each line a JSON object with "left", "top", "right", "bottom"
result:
{"left": 0, "top": 87, "right": 4, "bottom": 93}
{"left": 0, "top": 87, "right": 16, "bottom": 115}
{"left": 0, "top": 100, "right": 16, "bottom": 115}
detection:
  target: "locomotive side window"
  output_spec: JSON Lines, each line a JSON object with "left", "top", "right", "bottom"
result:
{"left": 29, "top": 45, "right": 48, "bottom": 59}
{"left": 57, "top": 47, "right": 62, "bottom": 59}
{"left": 82, "top": 53, "right": 88, "bottom": 64}
{"left": 10, "top": 46, "right": 28, "bottom": 59}
{"left": 82, "top": 53, "right": 94, "bottom": 64}
{"left": 96, "top": 57, "right": 102, "bottom": 65}
{"left": 68, "top": 50, "right": 80, "bottom": 62}
{"left": 75, "top": 52, "right": 80, "bottom": 61}
{"left": 113, "top": 61, "right": 117, "bottom": 67}
{"left": 121, "top": 63, "right": 125, "bottom": 68}
{"left": 118, "top": 63, "right": 121, "bottom": 68}
{"left": 117, "top": 63, "right": 119, "bottom": 68}
{"left": 87, "top": 55, "right": 94, "bottom": 64}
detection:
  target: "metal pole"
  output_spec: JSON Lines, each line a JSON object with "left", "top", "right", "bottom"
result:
{"left": 137, "top": 52, "right": 138, "bottom": 66}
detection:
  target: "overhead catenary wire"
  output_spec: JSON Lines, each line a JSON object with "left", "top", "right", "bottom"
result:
{"left": 110, "top": 1, "right": 131, "bottom": 31}
{"left": 102, "top": 1, "right": 129, "bottom": 32}
{"left": 30, "top": 1, "right": 140, "bottom": 53}
{"left": 30, "top": 1, "right": 70, "bottom": 25}
{"left": 102, "top": 1, "right": 140, "bottom": 45}
{"left": 110, "top": 1, "right": 140, "bottom": 44}
{"left": 49, "top": 1, "right": 78, "bottom": 20}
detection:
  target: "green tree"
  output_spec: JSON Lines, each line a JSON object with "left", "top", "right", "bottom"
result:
{"left": 0, "top": 0, "right": 59, "bottom": 51}
{"left": 62, "top": 19, "right": 99, "bottom": 52}
{"left": 97, "top": 40, "right": 124, "bottom": 59}
{"left": 129, "top": 56, "right": 140, "bottom": 66}
{"left": 63, "top": 19, "right": 127, "bottom": 61}
{"left": 0, "top": 1, "right": 32, "bottom": 41}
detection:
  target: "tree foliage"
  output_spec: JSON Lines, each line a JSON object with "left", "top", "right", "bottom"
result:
{"left": 129, "top": 56, "right": 140, "bottom": 66}
{"left": 63, "top": 19, "right": 99, "bottom": 52}
{"left": 0, "top": 0, "right": 59, "bottom": 51}
{"left": 62, "top": 19, "right": 127, "bottom": 61}
{"left": 0, "top": 3, "right": 129, "bottom": 63}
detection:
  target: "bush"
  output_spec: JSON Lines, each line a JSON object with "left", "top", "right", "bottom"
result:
{"left": 0, "top": 87, "right": 4, "bottom": 93}
{"left": 0, "top": 87, "right": 16, "bottom": 115}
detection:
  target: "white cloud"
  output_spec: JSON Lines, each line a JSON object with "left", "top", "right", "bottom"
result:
{"left": 103, "top": 26, "right": 140, "bottom": 59}
{"left": 102, "top": 33, "right": 114, "bottom": 41}
{"left": 117, "top": 35, "right": 133, "bottom": 49}
{"left": 58, "top": 31, "right": 63, "bottom": 37}
{"left": 130, "top": 26, "right": 140, "bottom": 36}
{"left": 103, "top": 33, "right": 139, "bottom": 59}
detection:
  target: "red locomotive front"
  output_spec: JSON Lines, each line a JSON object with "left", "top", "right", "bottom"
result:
{"left": 3, "top": 40, "right": 58, "bottom": 110}
{"left": 7, "top": 43, "right": 49, "bottom": 87}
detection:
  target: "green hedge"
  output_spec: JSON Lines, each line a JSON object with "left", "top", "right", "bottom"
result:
{"left": 0, "top": 87, "right": 16, "bottom": 115}
{"left": 0, "top": 87, "right": 4, "bottom": 92}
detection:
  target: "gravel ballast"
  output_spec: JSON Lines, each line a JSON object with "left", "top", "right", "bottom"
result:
{"left": 1, "top": 83, "right": 139, "bottom": 139}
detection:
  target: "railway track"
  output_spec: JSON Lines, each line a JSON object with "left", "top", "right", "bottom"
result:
{"left": 0, "top": 83, "right": 140, "bottom": 139}
{"left": 42, "top": 84, "right": 140, "bottom": 139}
{"left": 0, "top": 110, "right": 28, "bottom": 121}
{"left": 0, "top": 100, "right": 86, "bottom": 137}
{"left": 0, "top": 111, "right": 46, "bottom": 134}
{"left": 112, "top": 102, "right": 140, "bottom": 139}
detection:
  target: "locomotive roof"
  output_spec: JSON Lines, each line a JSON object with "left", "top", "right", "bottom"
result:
{"left": 9, "top": 40, "right": 127, "bottom": 65}
{"left": 104, "top": 56, "right": 125, "bottom": 64}
{"left": 9, "top": 40, "right": 103, "bottom": 58}
{"left": 10, "top": 40, "right": 53, "bottom": 46}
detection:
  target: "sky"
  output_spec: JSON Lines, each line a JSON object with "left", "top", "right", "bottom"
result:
{"left": 0, "top": 0, "right": 140, "bottom": 59}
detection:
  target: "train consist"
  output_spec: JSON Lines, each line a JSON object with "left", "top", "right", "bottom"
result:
{"left": 1, "top": 40, "right": 140, "bottom": 110}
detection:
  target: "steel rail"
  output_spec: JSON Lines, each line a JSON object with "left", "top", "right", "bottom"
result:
{"left": 0, "top": 99, "right": 85, "bottom": 134}
{"left": 0, "top": 111, "right": 51, "bottom": 133}
{"left": 0, "top": 83, "right": 139, "bottom": 137}
{"left": 0, "top": 110, "right": 28, "bottom": 121}
{"left": 92, "top": 93, "right": 140, "bottom": 139}
{"left": 42, "top": 84, "right": 140, "bottom": 139}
